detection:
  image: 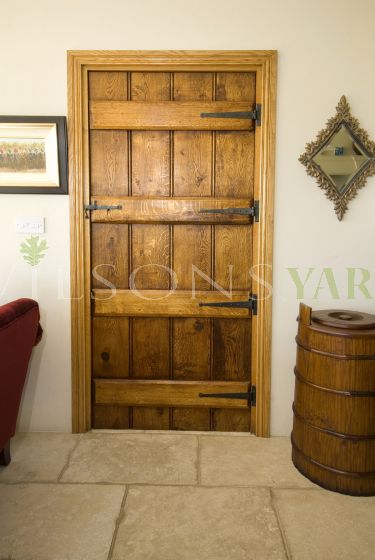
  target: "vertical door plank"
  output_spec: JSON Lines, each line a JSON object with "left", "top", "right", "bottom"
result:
{"left": 212, "top": 410, "right": 251, "bottom": 432}
{"left": 93, "top": 405, "right": 130, "bottom": 429}
{"left": 131, "top": 131, "right": 170, "bottom": 196}
{"left": 129, "top": 72, "right": 172, "bottom": 428}
{"left": 90, "top": 131, "right": 129, "bottom": 196}
{"left": 214, "top": 225, "right": 252, "bottom": 291}
{"left": 173, "top": 72, "right": 213, "bottom": 197}
{"left": 172, "top": 409, "right": 211, "bottom": 431}
{"left": 89, "top": 71, "right": 128, "bottom": 101}
{"left": 133, "top": 408, "right": 169, "bottom": 430}
{"left": 173, "top": 132, "right": 212, "bottom": 196}
{"left": 173, "top": 72, "right": 213, "bottom": 101}
{"left": 172, "top": 72, "right": 214, "bottom": 430}
{"left": 173, "top": 225, "right": 211, "bottom": 290}
{"left": 212, "top": 317, "right": 252, "bottom": 431}
{"left": 215, "top": 72, "right": 255, "bottom": 199}
{"left": 91, "top": 223, "right": 128, "bottom": 290}
{"left": 89, "top": 72, "right": 129, "bottom": 197}
{"left": 212, "top": 72, "right": 255, "bottom": 431}
{"left": 173, "top": 318, "right": 211, "bottom": 379}
{"left": 93, "top": 317, "right": 130, "bottom": 378}
{"left": 132, "top": 318, "right": 170, "bottom": 378}
{"left": 132, "top": 317, "right": 170, "bottom": 429}
{"left": 131, "top": 225, "right": 170, "bottom": 289}
{"left": 215, "top": 132, "right": 254, "bottom": 198}
{"left": 213, "top": 319, "right": 251, "bottom": 381}
{"left": 92, "top": 314, "right": 130, "bottom": 428}
{"left": 131, "top": 72, "right": 171, "bottom": 196}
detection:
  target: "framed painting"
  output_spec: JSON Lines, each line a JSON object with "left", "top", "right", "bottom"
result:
{"left": 0, "top": 116, "right": 68, "bottom": 194}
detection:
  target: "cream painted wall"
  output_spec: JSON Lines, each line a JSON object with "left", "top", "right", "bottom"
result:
{"left": 1, "top": 0, "right": 374, "bottom": 435}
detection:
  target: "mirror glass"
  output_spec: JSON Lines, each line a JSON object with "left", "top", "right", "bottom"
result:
{"left": 312, "top": 123, "right": 371, "bottom": 194}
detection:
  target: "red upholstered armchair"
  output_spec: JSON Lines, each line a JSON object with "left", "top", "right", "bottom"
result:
{"left": 0, "top": 299, "right": 42, "bottom": 465}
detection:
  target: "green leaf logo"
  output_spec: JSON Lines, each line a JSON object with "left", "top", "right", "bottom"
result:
{"left": 20, "top": 236, "right": 48, "bottom": 266}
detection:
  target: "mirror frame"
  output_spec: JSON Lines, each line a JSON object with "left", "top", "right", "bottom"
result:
{"left": 299, "top": 95, "right": 375, "bottom": 220}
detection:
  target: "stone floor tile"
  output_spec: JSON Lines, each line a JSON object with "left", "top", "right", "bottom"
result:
{"left": 200, "top": 435, "right": 315, "bottom": 487}
{"left": 273, "top": 488, "right": 375, "bottom": 560}
{"left": 0, "top": 482, "right": 125, "bottom": 560}
{"left": 62, "top": 433, "right": 197, "bottom": 484}
{"left": 112, "top": 485, "right": 286, "bottom": 560}
{"left": 0, "top": 433, "right": 80, "bottom": 482}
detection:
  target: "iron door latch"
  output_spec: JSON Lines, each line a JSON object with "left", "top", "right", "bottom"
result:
{"left": 84, "top": 201, "right": 122, "bottom": 218}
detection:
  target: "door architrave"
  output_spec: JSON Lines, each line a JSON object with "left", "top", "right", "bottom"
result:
{"left": 67, "top": 50, "right": 277, "bottom": 435}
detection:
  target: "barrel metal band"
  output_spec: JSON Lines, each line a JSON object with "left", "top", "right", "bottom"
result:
{"left": 294, "top": 367, "right": 375, "bottom": 397}
{"left": 291, "top": 436, "right": 375, "bottom": 478}
{"left": 295, "top": 336, "right": 375, "bottom": 361}
{"left": 292, "top": 403, "right": 375, "bottom": 440}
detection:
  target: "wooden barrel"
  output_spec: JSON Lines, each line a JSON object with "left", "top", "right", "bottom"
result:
{"left": 292, "top": 302, "right": 375, "bottom": 496}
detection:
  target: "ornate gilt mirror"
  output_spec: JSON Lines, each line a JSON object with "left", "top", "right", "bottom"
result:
{"left": 299, "top": 96, "right": 375, "bottom": 220}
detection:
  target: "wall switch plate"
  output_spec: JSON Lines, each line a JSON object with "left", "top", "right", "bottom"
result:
{"left": 15, "top": 217, "right": 45, "bottom": 234}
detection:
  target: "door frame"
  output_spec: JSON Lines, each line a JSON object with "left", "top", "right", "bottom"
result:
{"left": 68, "top": 50, "right": 277, "bottom": 435}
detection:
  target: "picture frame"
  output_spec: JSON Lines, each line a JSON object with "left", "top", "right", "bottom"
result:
{"left": 0, "top": 116, "right": 68, "bottom": 194}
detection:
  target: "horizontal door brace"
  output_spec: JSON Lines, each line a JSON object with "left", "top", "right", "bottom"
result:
{"left": 201, "top": 104, "right": 261, "bottom": 126}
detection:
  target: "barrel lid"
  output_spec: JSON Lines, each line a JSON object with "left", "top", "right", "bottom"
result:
{"left": 312, "top": 309, "right": 375, "bottom": 330}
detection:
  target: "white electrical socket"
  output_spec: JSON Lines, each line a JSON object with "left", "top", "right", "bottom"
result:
{"left": 15, "top": 217, "right": 45, "bottom": 234}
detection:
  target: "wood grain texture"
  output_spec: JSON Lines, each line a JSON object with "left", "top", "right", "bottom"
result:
{"left": 90, "top": 131, "right": 129, "bottom": 196}
{"left": 213, "top": 319, "right": 252, "bottom": 380}
{"left": 174, "top": 132, "right": 212, "bottom": 196}
{"left": 172, "top": 408, "right": 211, "bottom": 431}
{"left": 92, "top": 317, "right": 129, "bottom": 378}
{"left": 132, "top": 318, "right": 170, "bottom": 378}
{"left": 212, "top": 409, "right": 251, "bottom": 431}
{"left": 172, "top": 318, "right": 211, "bottom": 379}
{"left": 91, "top": 223, "right": 128, "bottom": 289}
{"left": 173, "top": 72, "right": 213, "bottom": 101}
{"left": 215, "top": 132, "right": 254, "bottom": 197}
{"left": 94, "top": 379, "right": 249, "bottom": 408}
{"left": 89, "top": 196, "right": 253, "bottom": 224}
{"left": 89, "top": 71, "right": 128, "bottom": 100}
{"left": 90, "top": 101, "right": 254, "bottom": 130}
{"left": 131, "top": 225, "right": 170, "bottom": 289}
{"left": 214, "top": 225, "right": 252, "bottom": 290}
{"left": 92, "top": 405, "right": 129, "bottom": 428}
{"left": 93, "top": 289, "right": 251, "bottom": 318}
{"left": 173, "top": 225, "right": 211, "bottom": 290}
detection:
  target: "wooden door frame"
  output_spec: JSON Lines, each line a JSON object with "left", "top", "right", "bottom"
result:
{"left": 68, "top": 50, "right": 277, "bottom": 435}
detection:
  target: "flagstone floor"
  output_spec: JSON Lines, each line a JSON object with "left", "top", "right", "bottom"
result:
{"left": 0, "top": 431, "right": 374, "bottom": 560}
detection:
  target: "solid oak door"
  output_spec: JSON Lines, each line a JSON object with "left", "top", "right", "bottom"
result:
{"left": 89, "top": 69, "right": 256, "bottom": 431}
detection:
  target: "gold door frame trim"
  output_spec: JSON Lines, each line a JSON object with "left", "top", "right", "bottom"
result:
{"left": 68, "top": 50, "right": 277, "bottom": 435}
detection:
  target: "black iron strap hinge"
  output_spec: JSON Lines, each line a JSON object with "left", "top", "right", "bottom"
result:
{"left": 84, "top": 201, "right": 122, "bottom": 218}
{"left": 199, "top": 385, "right": 257, "bottom": 407}
{"left": 199, "top": 200, "right": 259, "bottom": 222}
{"left": 201, "top": 104, "right": 262, "bottom": 126}
{"left": 199, "top": 294, "right": 258, "bottom": 315}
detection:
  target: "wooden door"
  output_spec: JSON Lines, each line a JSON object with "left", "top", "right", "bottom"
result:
{"left": 88, "top": 69, "right": 256, "bottom": 431}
